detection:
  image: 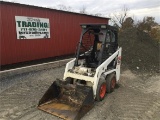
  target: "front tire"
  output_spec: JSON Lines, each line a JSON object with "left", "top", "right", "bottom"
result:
{"left": 96, "top": 79, "right": 107, "bottom": 101}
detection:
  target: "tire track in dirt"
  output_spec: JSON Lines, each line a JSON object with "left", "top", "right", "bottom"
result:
{"left": 0, "top": 67, "right": 65, "bottom": 120}
{"left": 83, "top": 70, "right": 160, "bottom": 120}
{"left": 0, "top": 68, "right": 160, "bottom": 120}
{"left": 113, "top": 87, "right": 157, "bottom": 120}
{"left": 115, "top": 70, "right": 160, "bottom": 120}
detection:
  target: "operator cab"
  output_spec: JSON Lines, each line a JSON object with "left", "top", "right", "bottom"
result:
{"left": 75, "top": 24, "right": 118, "bottom": 69}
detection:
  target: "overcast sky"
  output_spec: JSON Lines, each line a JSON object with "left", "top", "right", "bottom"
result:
{"left": 2, "top": 0, "right": 160, "bottom": 24}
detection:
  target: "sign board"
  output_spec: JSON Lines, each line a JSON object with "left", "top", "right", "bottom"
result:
{"left": 15, "top": 16, "right": 50, "bottom": 39}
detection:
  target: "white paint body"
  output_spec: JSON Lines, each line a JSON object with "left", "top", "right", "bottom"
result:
{"left": 63, "top": 47, "right": 122, "bottom": 97}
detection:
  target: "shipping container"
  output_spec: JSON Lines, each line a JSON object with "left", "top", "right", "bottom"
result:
{"left": 0, "top": 1, "right": 109, "bottom": 65}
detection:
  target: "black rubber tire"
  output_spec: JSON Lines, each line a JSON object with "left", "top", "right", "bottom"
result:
{"left": 106, "top": 73, "right": 116, "bottom": 93}
{"left": 65, "top": 77, "right": 73, "bottom": 84}
{"left": 95, "top": 79, "right": 107, "bottom": 101}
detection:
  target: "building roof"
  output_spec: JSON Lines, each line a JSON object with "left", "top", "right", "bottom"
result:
{"left": 0, "top": 1, "right": 110, "bottom": 20}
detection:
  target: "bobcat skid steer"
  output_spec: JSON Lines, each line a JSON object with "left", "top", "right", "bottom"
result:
{"left": 38, "top": 24, "right": 122, "bottom": 120}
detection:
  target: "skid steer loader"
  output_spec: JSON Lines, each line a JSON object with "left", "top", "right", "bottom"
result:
{"left": 38, "top": 24, "right": 122, "bottom": 120}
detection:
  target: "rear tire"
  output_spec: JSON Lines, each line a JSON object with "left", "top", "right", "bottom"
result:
{"left": 106, "top": 73, "right": 116, "bottom": 93}
{"left": 96, "top": 79, "right": 107, "bottom": 101}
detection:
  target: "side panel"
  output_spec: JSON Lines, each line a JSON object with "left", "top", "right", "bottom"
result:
{"left": 115, "top": 47, "right": 122, "bottom": 81}
{"left": 92, "top": 48, "right": 121, "bottom": 96}
{"left": 0, "top": 2, "right": 108, "bottom": 65}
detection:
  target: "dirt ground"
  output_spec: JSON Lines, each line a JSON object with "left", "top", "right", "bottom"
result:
{"left": 119, "top": 28, "right": 159, "bottom": 74}
{"left": 0, "top": 66, "right": 160, "bottom": 120}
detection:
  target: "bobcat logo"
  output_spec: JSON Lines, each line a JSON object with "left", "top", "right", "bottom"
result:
{"left": 44, "top": 33, "right": 49, "bottom": 38}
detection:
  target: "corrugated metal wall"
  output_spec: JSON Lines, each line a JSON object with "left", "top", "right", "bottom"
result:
{"left": 0, "top": 1, "right": 109, "bottom": 65}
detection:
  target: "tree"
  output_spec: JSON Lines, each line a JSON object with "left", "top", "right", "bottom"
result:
{"left": 109, "top": 5, "right": 129, "bottom": 28}
{"left": 122, "top": 17, "right": 134, "bottom": 29}
{"left": 94, "top": 13, "right": 102, "bottom": 17}
{"left": 56, "top": 4, "right": 73, "bottom": 12}
{"left": 137, "top": 17, "right": 158, "bottom": 32}
{"left": 136, "top": 16, "right": 159, "bottom": 43}
{"left": 80, "top": 6, "right": 87, "bottom": 14}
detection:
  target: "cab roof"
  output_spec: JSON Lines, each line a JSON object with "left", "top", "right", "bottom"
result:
{"left": 80, "top": 24, "right": 118, "bottom": 32}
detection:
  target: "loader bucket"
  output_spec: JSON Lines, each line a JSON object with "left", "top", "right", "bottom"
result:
{"left": 38, "top": 79, "right": 94, "bottom": 120}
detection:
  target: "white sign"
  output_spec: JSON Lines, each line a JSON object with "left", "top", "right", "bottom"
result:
{"left": 15, "top": 16, "right": 50, "bottom": 39}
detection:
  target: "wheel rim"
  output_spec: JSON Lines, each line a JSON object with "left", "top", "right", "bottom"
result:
{"left": 111, "top": 77, "right": 116, "bottom": 89}
{"left": 100, "top": 84, "right": 106, "bottom": 98}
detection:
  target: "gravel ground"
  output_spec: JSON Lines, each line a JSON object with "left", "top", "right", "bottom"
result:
{"left": 0, "top": 66, "right": 160, "bottom": 120}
